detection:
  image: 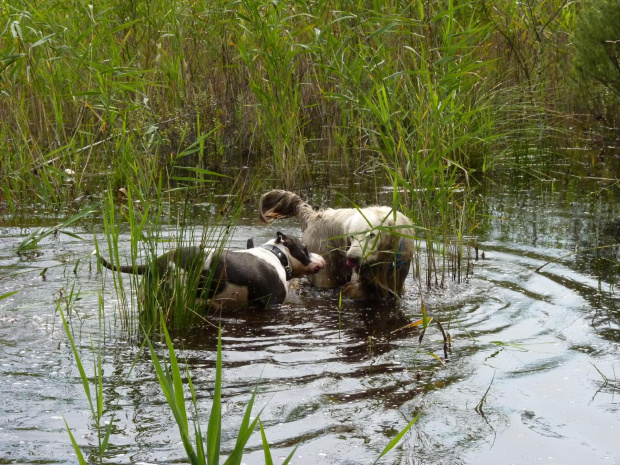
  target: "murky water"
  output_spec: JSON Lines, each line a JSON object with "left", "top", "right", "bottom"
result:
{"left": 1, "top": 169, "right": 619, "bottom": 464}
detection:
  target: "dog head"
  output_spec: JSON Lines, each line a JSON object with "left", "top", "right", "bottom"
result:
{"left": 275, "top": 231, "right": 325, "bottom": 278}
{"left": 345, "top": 208, "right": 411, "bottom": 271}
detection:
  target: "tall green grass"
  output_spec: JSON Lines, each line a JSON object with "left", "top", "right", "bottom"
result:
{"left": 236, "top": 0, "right": 311, "bottom": 187}
{"left": 0, "top": 0, "right": 576, "bottom": 193}
{"left": 4, "top": 1, "right": 597, "bottom": 459}
{"left": 1, "top": 0, "right": 579, "bottom": 286}
{"left": 58, "top": 285, "right": 115, "bottom": 464}
{"left": 345, "top": 0, "right": 495, "bottom": 288}
{"left": 97, "top": 170, "right": 246, "bottom": 332}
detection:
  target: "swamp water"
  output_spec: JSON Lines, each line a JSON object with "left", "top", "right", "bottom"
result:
{"left": 1, "top": 166, "right": 619, "bottom": 464}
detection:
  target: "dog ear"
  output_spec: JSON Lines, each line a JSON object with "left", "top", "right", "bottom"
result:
{"left": 276, "top": 231, "right": 284, "bottom": 244}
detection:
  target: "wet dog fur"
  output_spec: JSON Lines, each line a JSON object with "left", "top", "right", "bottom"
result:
{"left": 258, "top": 190, "right": 414, "bottom": 298}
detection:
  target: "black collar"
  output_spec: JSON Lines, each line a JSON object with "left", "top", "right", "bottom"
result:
{"left": 262, "top": 244, "right": 292, "bottom": 280}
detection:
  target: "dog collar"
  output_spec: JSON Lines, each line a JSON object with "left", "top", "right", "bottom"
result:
{"left": 390, "top": 240, "right": 408, "bottom": 269}
{"left": 262, "top": 244, "right": 292, "bottom": 280}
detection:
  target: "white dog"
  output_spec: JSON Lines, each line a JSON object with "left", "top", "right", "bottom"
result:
{"left": 259, "top": 190, "right": 414, "bottom": 298}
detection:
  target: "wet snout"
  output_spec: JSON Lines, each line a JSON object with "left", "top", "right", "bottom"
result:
{"left": 345, "top": 238, "right": 365, "bottom": 270}
{"left": 308, "top": 253, "right": 325, "bottom": 274}
{"left": 346, "top": 254, "right": 361, "bottom": 270}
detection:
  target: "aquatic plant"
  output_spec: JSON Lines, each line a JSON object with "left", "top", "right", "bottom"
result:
{"left": 574, "top": 0, "right": 620, "bottom": 95}
{"left": 97, "top": 174, "right": 245, "bottom": 332}
{"left": 59, "top": 290, "right": 114, "bottom": 465}
{"left": 16, "top": 205, "right": 96, "bottom": 253}
{"left": 573, "top": 0, "right": 620, "bottom": 125}
{"left": 0, "top": 0, "right": 586, "bottom": 289}
{"left": 236, "top": 0, "right": 311, "bottom": 188}
{"left": 0, "top": 0, "right": 579, "bottom": 200}
{"left": 146, "top": 321, "right": 267, "bottom": 465}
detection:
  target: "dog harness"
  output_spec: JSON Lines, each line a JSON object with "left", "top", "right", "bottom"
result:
{"left": 262, "top": 244, "right": 292, "bottom": 280}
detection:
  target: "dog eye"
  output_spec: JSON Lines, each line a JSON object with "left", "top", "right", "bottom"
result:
{"left": 368, "top": 232, "right": 376, "bottom": 239}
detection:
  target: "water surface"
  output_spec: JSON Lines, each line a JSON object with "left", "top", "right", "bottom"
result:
{"left": 1, "top": 169, "right": 619, "bottom": 464}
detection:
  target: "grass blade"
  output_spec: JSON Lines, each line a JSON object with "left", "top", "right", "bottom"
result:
{"left": 0, "top": 290, "right": 19, "bottom": 301}
{"left": 146, "top": 323, "right": 199, "bottom": 464}
{"left": 207, "top": 326, "right": 223, "bottom": 464}
{"left": 59, "top": 306, "right": 94, "bottom": 416}
{"left": 63, "top": 417, "right": 88, "bottom": 465}
{"left": 223, "top": 381, "right": 262, "bottom": 465}
{"left": 187, "top": 366, "right": 206, "bottom": 463}
{"left": 100, "top": 413, "right": 115, "bottom": 456}
{"left": 281, "top": 445, "right": 298, "bottom": 465}
{"left": 372, "top": 412, "right": 421, "bottom": 464}
{"left": 17, "top": 205, "right": 96, "bottom": 252}
{"left": 259, "top": 420, "right": 298, "bottom": 465}
{"left": 259, "top": 420, "right": 273, "bottom": 465}
{"left": 160, "top": 315, "right": 189, "bottom": 433}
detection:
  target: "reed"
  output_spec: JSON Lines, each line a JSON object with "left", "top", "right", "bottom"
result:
{"left": 149, "top": 319, "right": 420, "bottom": 463}
{"left": 59, "top": 293, "right": 264, "bottom": 464}
{"left": 573, "top": 0, "right": 620, "bottom": 125}
{"left": 59, "top": 287, "right": 115, "bottom": 464}
{"left": 236, "top": 0, "right": 311, "bottom": 187}
{"left": 347, "top": 0, "right": 495, "bottom": 288}
{"left": 1, "top": 0, "right": 578, "bottom": 200}
{"left": 97, "top": 172, "right": 245, "bottom": 332}
{"left": 60, "top": 301, "right": 419, "bottom": 463}
{"left": 145, "top": 322, "right": 264, "bottom": 464}
{"left": 1, "top": 0, "right": 582, "bottom": 286}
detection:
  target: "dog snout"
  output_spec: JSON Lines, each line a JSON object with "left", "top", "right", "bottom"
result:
{"left": 312, "top": 254, "right": 326, "bottom": 273}
{"left": 346, "top": 255, "right": 361, "bottom": 270}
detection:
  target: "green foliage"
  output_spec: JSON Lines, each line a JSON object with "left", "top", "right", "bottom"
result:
{"left": 0, "top": 0, "right": 580, "bottom": 204}
{"left": 59, "top": 291, "right": 115, "bottom": 464}
{"left": 372, "top": 412, "right": 420, "bottom": 465}
{"left": 146, "top": 322, "right": 303, "bottom": 464}
{"left": 574, "top": 0, "right": 620, "bottom": 96}
{"left": 17, "top": 205, "right": 96, "bottom": 252}
{"left": 1, "top": 0, "right": 605, "bottom": 293}
{"left": 477, "top": 0, "right": 575, "bottom": 91}
{"left": 573, "top": 0, "right": 620, "bottom": 123}
{"left": 62, "top": 308, "right": 419, "bottom": 464}
{"left": 98, "top": 178, "right": 240, "bottom": 332}
{"left": 236, "top": 0, "right": 310, "bottom": 187}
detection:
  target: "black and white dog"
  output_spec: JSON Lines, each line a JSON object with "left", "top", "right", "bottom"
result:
{"left": 99, "top": 231, "right": 325, "bottom": 310}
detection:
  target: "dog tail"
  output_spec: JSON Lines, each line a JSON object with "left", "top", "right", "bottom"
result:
{"left": 98, "top": 255, "right": 150, "bottom": 275}
{"left": 258, "top": 190, "right": 315, "bottom": 229}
